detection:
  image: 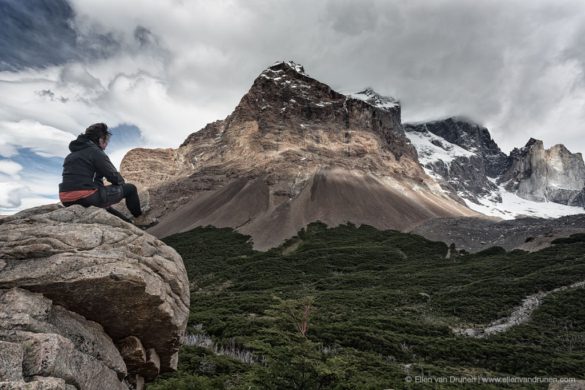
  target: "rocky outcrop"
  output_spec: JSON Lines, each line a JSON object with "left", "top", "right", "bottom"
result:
{"left": 499, "top": 138, "right": 585, "bottom": 206}
{"left": 0, "top": 204, "right": 190, "bottom": 389}
{"left": 121, "top": 61, "right": 478, "bottom": 249}
{"left": 0, "top": 288, "right": 126, "bottom": 390}
{"left": 408, "top": 117, "right": 509, "bottom": 177}
{"left": 404, "top": 118, "right": 585, "bottom": 218}
{"left": 404, "top": 117, "right": 509, "bottom": 204}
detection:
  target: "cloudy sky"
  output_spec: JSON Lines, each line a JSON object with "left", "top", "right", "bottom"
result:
{"left": 1, "top": 0, "right": 585, "bottom": 213}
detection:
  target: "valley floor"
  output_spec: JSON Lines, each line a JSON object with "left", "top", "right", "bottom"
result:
{"left": 150, "top": 223, "right": 585, "bottom": 389}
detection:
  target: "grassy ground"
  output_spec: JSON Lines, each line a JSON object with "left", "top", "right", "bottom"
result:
{"left": 148, "top": 222, "right": 585, "bottom": 389}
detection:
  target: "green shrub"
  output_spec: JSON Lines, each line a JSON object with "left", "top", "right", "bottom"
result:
{"left": 150, "top": 222, "right": 585, "bottom": 389}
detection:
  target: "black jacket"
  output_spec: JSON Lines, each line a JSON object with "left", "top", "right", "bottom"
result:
{"left": 59, "top": 134, "right": 125, "bottom": 192}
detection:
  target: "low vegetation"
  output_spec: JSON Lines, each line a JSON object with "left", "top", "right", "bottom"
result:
{"left": 149, "top": 223, "right": 585, "bottom": 389}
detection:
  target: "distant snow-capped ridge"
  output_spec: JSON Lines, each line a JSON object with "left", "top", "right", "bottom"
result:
{"left": 404, "top": 117, "right": 585, "bottom": 219}
{"left": 346, "top": 88, "right": 400, "bottom": 110}
{"left": 264, "top": 62, "right": 400, "bottom": 112}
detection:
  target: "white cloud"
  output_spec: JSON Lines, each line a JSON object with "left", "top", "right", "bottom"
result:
{"left": 0, "top": 163, "right": 59, "bottom": 211}
{"left": 0, "top": 120, "right": 74, "bottom": 158}
{"left": 0, "top": 143, "right": 17, "bottom": 158}
{"left": 3, "top": 0, "right": 585, "bottom": 212}
{"left": 0, "top": 67, "right": 94, "bottom": 135}
{"left": 0, "top": 54, "right": 226, "bottom": 150}
{"left": 0, "top": 182, "right": 28, "bottom": 209}
{"left": 0, "top": 160, "right": 23, "bottom": 176}
{"left": 0, "top": 193, "right": 58, "bottom": 214}
{"left": 0, "top": 153, "right": 58, "bottom": 212}
{"left": 61, "top": 0, "right": 585, "bottom": 155}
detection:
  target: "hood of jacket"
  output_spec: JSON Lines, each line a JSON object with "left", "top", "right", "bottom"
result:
{"left": 69, "top": 134, "right": 98, "bottom": 152}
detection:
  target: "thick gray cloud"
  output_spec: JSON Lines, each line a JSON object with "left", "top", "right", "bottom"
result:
{"left": 0, "top": 0, "right": 78, "bottom": 70}
{"left": 0, "top": 0, "right": 122, "bottom": 70}
{"left": 2, "top": 0, "right": 585, "bottom": 212}
{"left": 59, "top": 0, "right": 585, "bottom": 153}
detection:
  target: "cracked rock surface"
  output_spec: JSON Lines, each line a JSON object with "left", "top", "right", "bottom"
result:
{"left": 0, "top": 204, "right": 190, "bottom": 388}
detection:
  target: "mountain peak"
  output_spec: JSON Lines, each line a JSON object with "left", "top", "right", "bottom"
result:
{"left": 404, "top": 116, "right": 505, "bottom": 159}
{"left": 269, "top": 60, "right": 306, "bottom": 74}
{"left": 502, "top": 137, "right": 585, "bottom": 206}
{"left": 253, "top": 63, "right": 400, "bottom": 115}
{"left": 122, "top": 63, "right": 478, "bottom": 250}
{"left": 231, "top": 62, "right": 412, "bottom": 161}
{"left": 347, "top": 88, "right": 399, "bottom": 111}
{"left": 403, "top": 117, "right": 510, "bottom": 203}
{"left": 237, "top": 61, "right": 345, "bottom": 124}
{"left": 259, "top": 60, "right": 308, "bottom": 81}
{"left": 524, "top": 138, "right": 544, "bottom": 149}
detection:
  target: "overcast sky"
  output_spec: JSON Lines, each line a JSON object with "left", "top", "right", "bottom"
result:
{"left": 1, "top": 0, "right": 585, "bottom": 212}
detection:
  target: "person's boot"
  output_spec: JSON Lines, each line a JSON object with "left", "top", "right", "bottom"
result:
{"left": 106, "top": 207, "right": 133, "bottom": 223}
{"left": 132, "top": 214, "right": 159, "bottom": 229}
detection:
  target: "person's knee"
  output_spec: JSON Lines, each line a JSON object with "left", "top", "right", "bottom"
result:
{"left": 123, "top": 183, "right": 137, "bottom": 196}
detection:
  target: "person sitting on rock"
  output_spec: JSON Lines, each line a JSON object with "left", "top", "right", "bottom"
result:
{"left": 58, "top": 123, "right": 152, "bottom": 226}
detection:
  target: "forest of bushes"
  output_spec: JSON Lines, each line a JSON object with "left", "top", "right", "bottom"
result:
{"left": 149, "top": 223, "right": 585, "bottom": 389}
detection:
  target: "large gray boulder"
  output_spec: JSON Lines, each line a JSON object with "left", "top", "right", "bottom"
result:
{"left": 0, "top": 204, "right": 190, "bottom": 384}
{"left": 0, "top": 288, "right": 126, "bottom": 390}
{"left": 0, "top": 376, "right": 77, "bottom": 390}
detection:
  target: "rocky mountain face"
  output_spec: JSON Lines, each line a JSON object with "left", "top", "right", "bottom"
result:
{"left": 499, "top": 138, "right": 585, "bottom": 207}
{"left": 405, "top": 118, "right": 585, "bottom": 219}
{"left": 121, "top": 61, "right": 477, "bottom": 250}
{"left": 405, "top": 124, "right": 585, "bottom": 249}
{"left": 0, "top": 204, "right": 190, "bottom": 389}
{"left": 404, "top": 117, "right": 509, "bottom": 204}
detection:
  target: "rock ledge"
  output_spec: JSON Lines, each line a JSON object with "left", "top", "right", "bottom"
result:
{"left": 0, "top": 204, "right": 190, "bottom": 388}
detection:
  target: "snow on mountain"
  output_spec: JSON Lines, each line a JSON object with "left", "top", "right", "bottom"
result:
{"left": 462, "top": 182, "right": 585, "bottom": 219}
{"left": 281, "top": 60, "right": 307, "bottom": 75}
{"left": 346, "top": 88, "right": 399, "bottom": 110}
{"left": 405, "top": 129, "right": 475, "bottom": 166}
{"left": 260, "top": 61, "right": 307, "bottom": 81}
{"left": 405, "top": 118, "right": 585, "bottom": 219}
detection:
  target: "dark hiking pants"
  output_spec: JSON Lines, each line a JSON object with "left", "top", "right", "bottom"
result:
{"left": 63, "top": 184, "right": 142, "bottom": 222}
